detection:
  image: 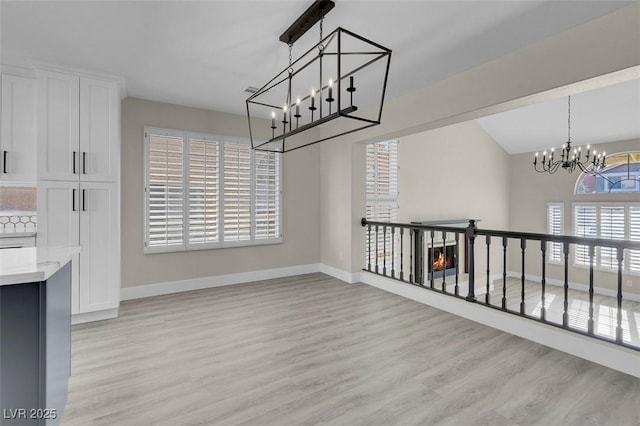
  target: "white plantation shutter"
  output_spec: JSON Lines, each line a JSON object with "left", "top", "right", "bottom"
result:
{"left": 574, "top": 205, "right": 597, "bottom": 265}
{"left": 144, "top": 128, "right": 281, "bottom": 253}
{"left": 223, "top": 140, "right": 252, "bottom": 242}
{"left": 254, "top": 150, "right": 281, "bottom": 239}
{"left": 188, "top": 136, "right": 219, "bottom": 244}
{"left": 365, "top": 140, "right": 399, "bottom": 267}
{"left": 146, "top": 132, "right": 185, "bottom": 250}
{"left": 547, "top": 203, "right": 563, "bottom": 262}
{"left": 629, "top": 206, "right": 640, "bottom": 273}
{"left": 599, "top": 206, "right": 626, "bottom": 269}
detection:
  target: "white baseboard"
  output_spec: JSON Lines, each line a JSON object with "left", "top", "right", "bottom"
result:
{"left": 506, "top": 271, "right": 640, "bottom": 303}
{"left": 72, "top": 308, "right": 119, "bottom": 325}
{"left": 359, "top": 271, "right": 639, "bottom": 378}
{"left": 120, "top": 263, "right": 322, "bottom": 300}
{"left": 319, "top": 264, "right": 359, "bottom": 283}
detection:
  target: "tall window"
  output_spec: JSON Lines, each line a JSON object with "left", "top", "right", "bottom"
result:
{"left": 573, "top": 203, "right": 640, "bottom": 273}
{"left": 547, "top": 203, "right": 563, "bottom": 262}
{"left": 144, "top": 127, "right": 281, "bottom": 253}
{"left": 366, "top": 140, "right": 399, "bottom": 266}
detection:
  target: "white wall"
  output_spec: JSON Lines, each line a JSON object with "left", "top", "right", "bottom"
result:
{"left": 319, "top": 3, "right": 640, "bottom": 275}
{"left": 121, "top": 97, "right": 321, "bottom": 288}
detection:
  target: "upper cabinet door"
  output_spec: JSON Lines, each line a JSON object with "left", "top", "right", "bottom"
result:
{"left": 1, "top": 74, "right": 37, "bottom": 183}
{"left": 37, "top": 70, "right": 80, "bottom": 181}
{"left": 80, "top": 77, "right": 119, "bottom": 182}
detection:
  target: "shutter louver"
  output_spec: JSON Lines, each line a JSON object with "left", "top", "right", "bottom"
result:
{"left": 254, "top": 150, "right": 280, "bottom": 239}
{"left": 629, "top": 206, "right": 640, "bottom": 273}
{"left": 188, "top": 137, "right": 219, "bottom": 244}
{"left": 224, "top": 141, "right": 252, "bottom": 242}
{"left": 599, "top": 206, "right": 626, "bottom": 269}
{"left": 574, "top": 206, "right": 597, "bottom": 266}
{"left": 547, "top": 204, "right": 563, "bottom": 262}
{"left": 147, "top": 134, "right": 185, "bottom": 249}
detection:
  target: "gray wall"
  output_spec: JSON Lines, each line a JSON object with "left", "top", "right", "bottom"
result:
{"left": 121, "top": 97, "right": 321, "bottom": 288}
{"left": 509, "top": 138, "right": 640, "bottom": 295}
{"left": 398, "top": 121, "right": 510, "bottom": 282}
{"left": 399, "top": 121, "right": 509, "bottom": 229}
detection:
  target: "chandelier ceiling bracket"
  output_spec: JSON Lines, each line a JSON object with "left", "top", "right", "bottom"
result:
{"left": 279, "top": 0, "right": 334, "bottom": 45}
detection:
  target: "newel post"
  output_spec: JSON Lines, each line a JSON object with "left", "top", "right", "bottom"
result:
{"left": 466, "top": 220, "right": 477, "bottom": 302}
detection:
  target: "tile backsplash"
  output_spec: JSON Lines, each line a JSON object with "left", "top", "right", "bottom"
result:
{"left": 0, "top": 185, "right": 37, "bottom": 233}
{"left": 0, "top": 185, "right": 37, "bottom": 211}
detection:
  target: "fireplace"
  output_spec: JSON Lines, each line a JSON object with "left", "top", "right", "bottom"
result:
{"left": 428, "top": 244, "right": 457, "bottom": 280}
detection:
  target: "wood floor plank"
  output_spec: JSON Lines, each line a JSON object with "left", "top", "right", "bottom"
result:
{"left": 62, "top": 273, "right": 640, "bottom": 425}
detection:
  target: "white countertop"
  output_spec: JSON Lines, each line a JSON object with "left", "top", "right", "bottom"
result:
{"left": 0, "top": 246, "right": 81, "bottom": 286}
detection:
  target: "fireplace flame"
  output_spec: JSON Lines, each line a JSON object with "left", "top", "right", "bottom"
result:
{"left": 433, "top": 252, "right": 453, "bottom": 271}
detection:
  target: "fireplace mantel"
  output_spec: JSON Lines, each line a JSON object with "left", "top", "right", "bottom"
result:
{"left": 410, "top": 219, "right": 480, "bottom": 227}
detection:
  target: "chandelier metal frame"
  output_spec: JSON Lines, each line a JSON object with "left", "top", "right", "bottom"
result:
{"left": 246, "top": 0, "right": 392, "bottom": 153}
{"left": 533, "top": 96, "right": 607, "bottom": 175}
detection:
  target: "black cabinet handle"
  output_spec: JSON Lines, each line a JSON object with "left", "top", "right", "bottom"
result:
{"left": 72, "top": 188, "right": 77, "bottom": 211}
{"left": 2, "top": 150, "right": 7, "bottom": 173}
{"left": 82, "top": 189, "right": 87, "bottom": 211}
{"left": 82, "top": 152, "right": 87, "bottom": 174}
{"left": 72, "top": 151, "right": 77, "bottom": 174}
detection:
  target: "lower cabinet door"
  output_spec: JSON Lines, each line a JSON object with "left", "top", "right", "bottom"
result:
{"left": 78, "top": 181, "right": 119, "bottom": 313}
{"left": 37, "top": 180, "right": 81, "bottom": 314}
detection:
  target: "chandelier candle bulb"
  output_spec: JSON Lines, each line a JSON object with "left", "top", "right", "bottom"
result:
{"left": 347, "top": 75, "right": 356, "bottom": 105}
{"left": 271, "top": 111, "right": 276, "bottom": 129}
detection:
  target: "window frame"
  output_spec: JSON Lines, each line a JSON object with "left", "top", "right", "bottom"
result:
{"left": 143, "top": 126, "right": 283, "bottom": 254}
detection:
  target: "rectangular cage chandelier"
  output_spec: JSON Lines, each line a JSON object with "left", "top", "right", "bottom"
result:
{"left": 246, "top": 0, "right": 392, "bottom": 153}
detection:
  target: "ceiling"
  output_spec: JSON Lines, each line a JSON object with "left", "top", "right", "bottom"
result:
{"left": 476, "top": 78, "right": 640, "bottom": 154}
{"left": 1, "top": 1, "right": 633, "bottom": 118}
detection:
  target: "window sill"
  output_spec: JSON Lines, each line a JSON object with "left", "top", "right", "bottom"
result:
{"left": 144, "top": 237, "right": 283, "bottom": 254}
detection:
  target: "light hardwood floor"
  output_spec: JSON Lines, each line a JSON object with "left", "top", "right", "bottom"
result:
{"left": 63, "top": 273, "right": 640, "bottom": 426}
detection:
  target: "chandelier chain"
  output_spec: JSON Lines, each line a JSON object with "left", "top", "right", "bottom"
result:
{"left": 288, "top": 42, "right": 293, "bottom": 74}
{"left": 567, "top": 96, "right": 571, "bottom": 143}
{"left": 319, "top": 12, "right": 324, "bottom": 51}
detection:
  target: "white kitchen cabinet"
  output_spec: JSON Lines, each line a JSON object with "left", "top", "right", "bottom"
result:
{"left": 38, "top": 70, "right": 119, "bottom": 183}
{"left": 37, "top": 180, "right": 119, "bottom": 317}
{"left": 37, "top": 180, "right": 81, "bottom": 314}
{"left": 80, "top": 77, "right": 119, "bottom": 182}
{"left": 37, "top": 70, "right": 80, "bottom": 181}
{"left": 78, "top": 182, "right": 120, "bottom": 313}
{"left": 37, "top": 68, "right": 121, "bottom": 323}
{"left": 1, "top": 73, "right": 37, "bottom": 183}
